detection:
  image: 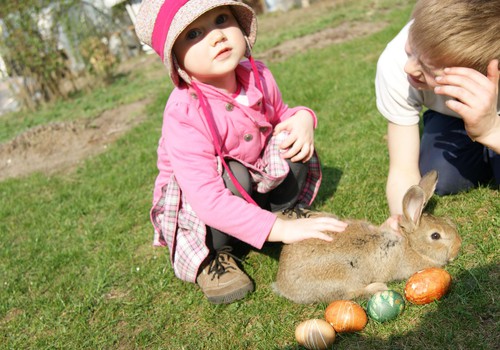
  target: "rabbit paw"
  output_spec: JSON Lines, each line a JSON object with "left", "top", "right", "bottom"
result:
{"left": 365, "top": 282, "right": 389, "bottom": 295}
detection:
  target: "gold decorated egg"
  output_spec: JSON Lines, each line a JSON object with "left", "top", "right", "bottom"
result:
{"left": 295, "top": 319, "right": 336, "bottom": 350}
{"left": 324, "top": 300, "right": 368, "bottom": 333}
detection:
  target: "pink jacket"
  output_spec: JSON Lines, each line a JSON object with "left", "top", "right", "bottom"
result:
{"left": 152, "top": 60, "right": 317, "bottom": 249}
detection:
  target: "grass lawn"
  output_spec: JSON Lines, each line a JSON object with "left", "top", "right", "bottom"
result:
{"left": 1, "top": 0, "right": 498, "bottom": 349}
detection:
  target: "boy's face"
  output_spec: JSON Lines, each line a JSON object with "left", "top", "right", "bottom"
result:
{"left": 173, "top": 6, "right": 246, "bottom": 87}
{"left": 404, "top": 37, "right": 444, "bottom": 91}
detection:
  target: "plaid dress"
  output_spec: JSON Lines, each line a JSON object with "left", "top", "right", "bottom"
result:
{"left": 150, "top": 132, "right": 321, "bottom": 283}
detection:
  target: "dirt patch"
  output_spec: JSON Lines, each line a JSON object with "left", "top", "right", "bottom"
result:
{"left": 1, "top": 308, "right": 24, "bottom": 325}
{"left": 258, "top": 21, "right": 386, "bottom": 63}
{"left": 0, "top": 0, "right": 387, "bottom": 182}
{"left": 0, "top": 100, "right": 148, "bottom": 181}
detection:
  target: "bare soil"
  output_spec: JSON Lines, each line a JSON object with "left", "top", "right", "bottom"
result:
{"left": 0, "top": 0, "right": 386, "bottom": 181}
{"left": 258, "top": 21, "right": 386, "bottom": 63}
{"left": 0, "top": 100, "right": 149, "bottom": 180}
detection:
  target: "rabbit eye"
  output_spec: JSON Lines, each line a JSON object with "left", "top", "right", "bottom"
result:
{"left": 431, "top": 232, "right": 441, "bottom": 240}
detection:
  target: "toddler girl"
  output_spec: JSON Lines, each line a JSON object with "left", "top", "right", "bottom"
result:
{"left": 136, "top": 0, "right": 346, "bottom": 304}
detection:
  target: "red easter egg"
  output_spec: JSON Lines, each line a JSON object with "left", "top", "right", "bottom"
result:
{"left": 405, "top": 267, "right": 452, "bottom": 305}
{"left": 324, "top": 300, "right": 368, "bottom": 333}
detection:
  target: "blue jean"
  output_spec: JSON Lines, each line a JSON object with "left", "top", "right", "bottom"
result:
{"left": 419, "top": 110, "right": 500, "bottom": 195}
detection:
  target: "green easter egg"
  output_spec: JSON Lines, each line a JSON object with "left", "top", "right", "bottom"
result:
{"left": 367, "top": 290, "right": 405, "bottom": 322}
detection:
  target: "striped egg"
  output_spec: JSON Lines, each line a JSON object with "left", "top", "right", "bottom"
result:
{"left": 295, "top": 319, "right": 336, "bottom": 350}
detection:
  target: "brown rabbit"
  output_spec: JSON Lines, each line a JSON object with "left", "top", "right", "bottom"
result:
{"left": 273, "top": 170, "right": 462, "bottom": 304}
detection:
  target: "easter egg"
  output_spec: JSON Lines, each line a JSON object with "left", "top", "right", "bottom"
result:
{"left": 324, "top": 300, "right": 368, "bottom": 333}
{"left": 405, "top": 267, "right": 452, "bottom": 305}
{"left": 366, "top": 290, "right": 405, "bottom": 322}
{"left": 295, "top": 319, "right": 336, "bottom": 350}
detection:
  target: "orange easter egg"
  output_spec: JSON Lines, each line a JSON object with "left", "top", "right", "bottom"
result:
{"left": 405, "top": 267, "right": 452, "bottom": 305}
{"left": 324, "top": 300, "right": 368, "bottom": 333}
{"left": 295, "top": 319, "right": 336, "bottom": 350}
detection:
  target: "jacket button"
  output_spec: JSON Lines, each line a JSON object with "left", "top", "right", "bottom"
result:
{"left": 259, "top": 126, "right": 268, "bottom": 133}
{"left": 190, "top": 93, "right": 198, "bottom": 99}
{"left": 243, "top": 134, "right": 253, "bottom": 142}
{"left": 225, "top": 103, "right": 234, "bottom": 111}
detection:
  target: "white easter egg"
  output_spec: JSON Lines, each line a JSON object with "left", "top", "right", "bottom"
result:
{"left": 295, "top": 318, "right": 336, "bottom": 350}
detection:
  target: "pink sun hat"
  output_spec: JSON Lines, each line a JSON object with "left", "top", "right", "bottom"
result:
{"left": 135, "top": 0, "right": 257, "bottom": 86}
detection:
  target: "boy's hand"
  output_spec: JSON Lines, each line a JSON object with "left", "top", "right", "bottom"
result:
{"left": 380, "top": 214, "right": 402, "bottom": 236}
{"left": 273, "top": 110, "right": 315, "bottom": 162}
{"left": 434, "top": 59, "right": 500, "bottom": 146}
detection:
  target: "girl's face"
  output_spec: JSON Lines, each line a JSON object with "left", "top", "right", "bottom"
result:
{"left": 173, "top": 6, "right": 246, "bottom": 88}
{"left": 404, "top": 36, "right": 444, "bottom": 90}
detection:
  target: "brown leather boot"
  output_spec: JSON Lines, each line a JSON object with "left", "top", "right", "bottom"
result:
{"left": 196, "top": 247, "right": 254, "bottom": 304}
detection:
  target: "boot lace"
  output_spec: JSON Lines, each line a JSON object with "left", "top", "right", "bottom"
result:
{"left": 207, "top": 246, "right": 242, "bottom": 280}
{"left": 280, "top": 205, "right": 312, "bottom": 219}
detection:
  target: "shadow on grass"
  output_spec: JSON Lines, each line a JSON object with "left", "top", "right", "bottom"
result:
{"left": 313, "top": 165, "right": 343, "bottom": 209}
{"left": 259, "top": 242, "right": 283, "bottom": 262}
{"left": 276, "top": 263, "right": 499, "bottom": 349}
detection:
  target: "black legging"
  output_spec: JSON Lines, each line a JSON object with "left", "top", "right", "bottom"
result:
{"left": 206, "top": 159, "right": 308, "bottom": 251}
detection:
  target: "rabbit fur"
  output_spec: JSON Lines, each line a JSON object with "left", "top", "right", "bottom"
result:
{"left": 273, "top": 170, "right": 462, "bottom": 304}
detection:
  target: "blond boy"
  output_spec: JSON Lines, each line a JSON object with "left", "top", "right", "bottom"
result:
{"left": 376, "top": 0, "right": 500, "bottom": 215}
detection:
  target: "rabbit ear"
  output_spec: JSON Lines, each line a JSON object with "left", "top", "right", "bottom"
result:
{"left": 400, "top": 171, "right": 437, "bottom": 232}
{"left": 418, "top": 170, "right": 438, "bottom": 206}
{"left": 401, "top": 186, "right": 426, "bottom": 232}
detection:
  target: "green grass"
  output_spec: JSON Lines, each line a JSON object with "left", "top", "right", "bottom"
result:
{"left": 1, "top": 1, "right": 498, "bottom": 349}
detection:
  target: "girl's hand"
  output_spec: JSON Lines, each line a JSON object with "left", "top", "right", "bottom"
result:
{"left": 267, "top": 216, "right": 348, "bottom": 244}
{"left": 273, "top": 110, "right": 315, "bottom": 162}
{"left": 434, "top": 59, "right": 500, "bottom": 148}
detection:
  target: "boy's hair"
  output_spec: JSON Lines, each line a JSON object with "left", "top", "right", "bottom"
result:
{"left": 409, "top": 0, "right": 500, "bottom": 75}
